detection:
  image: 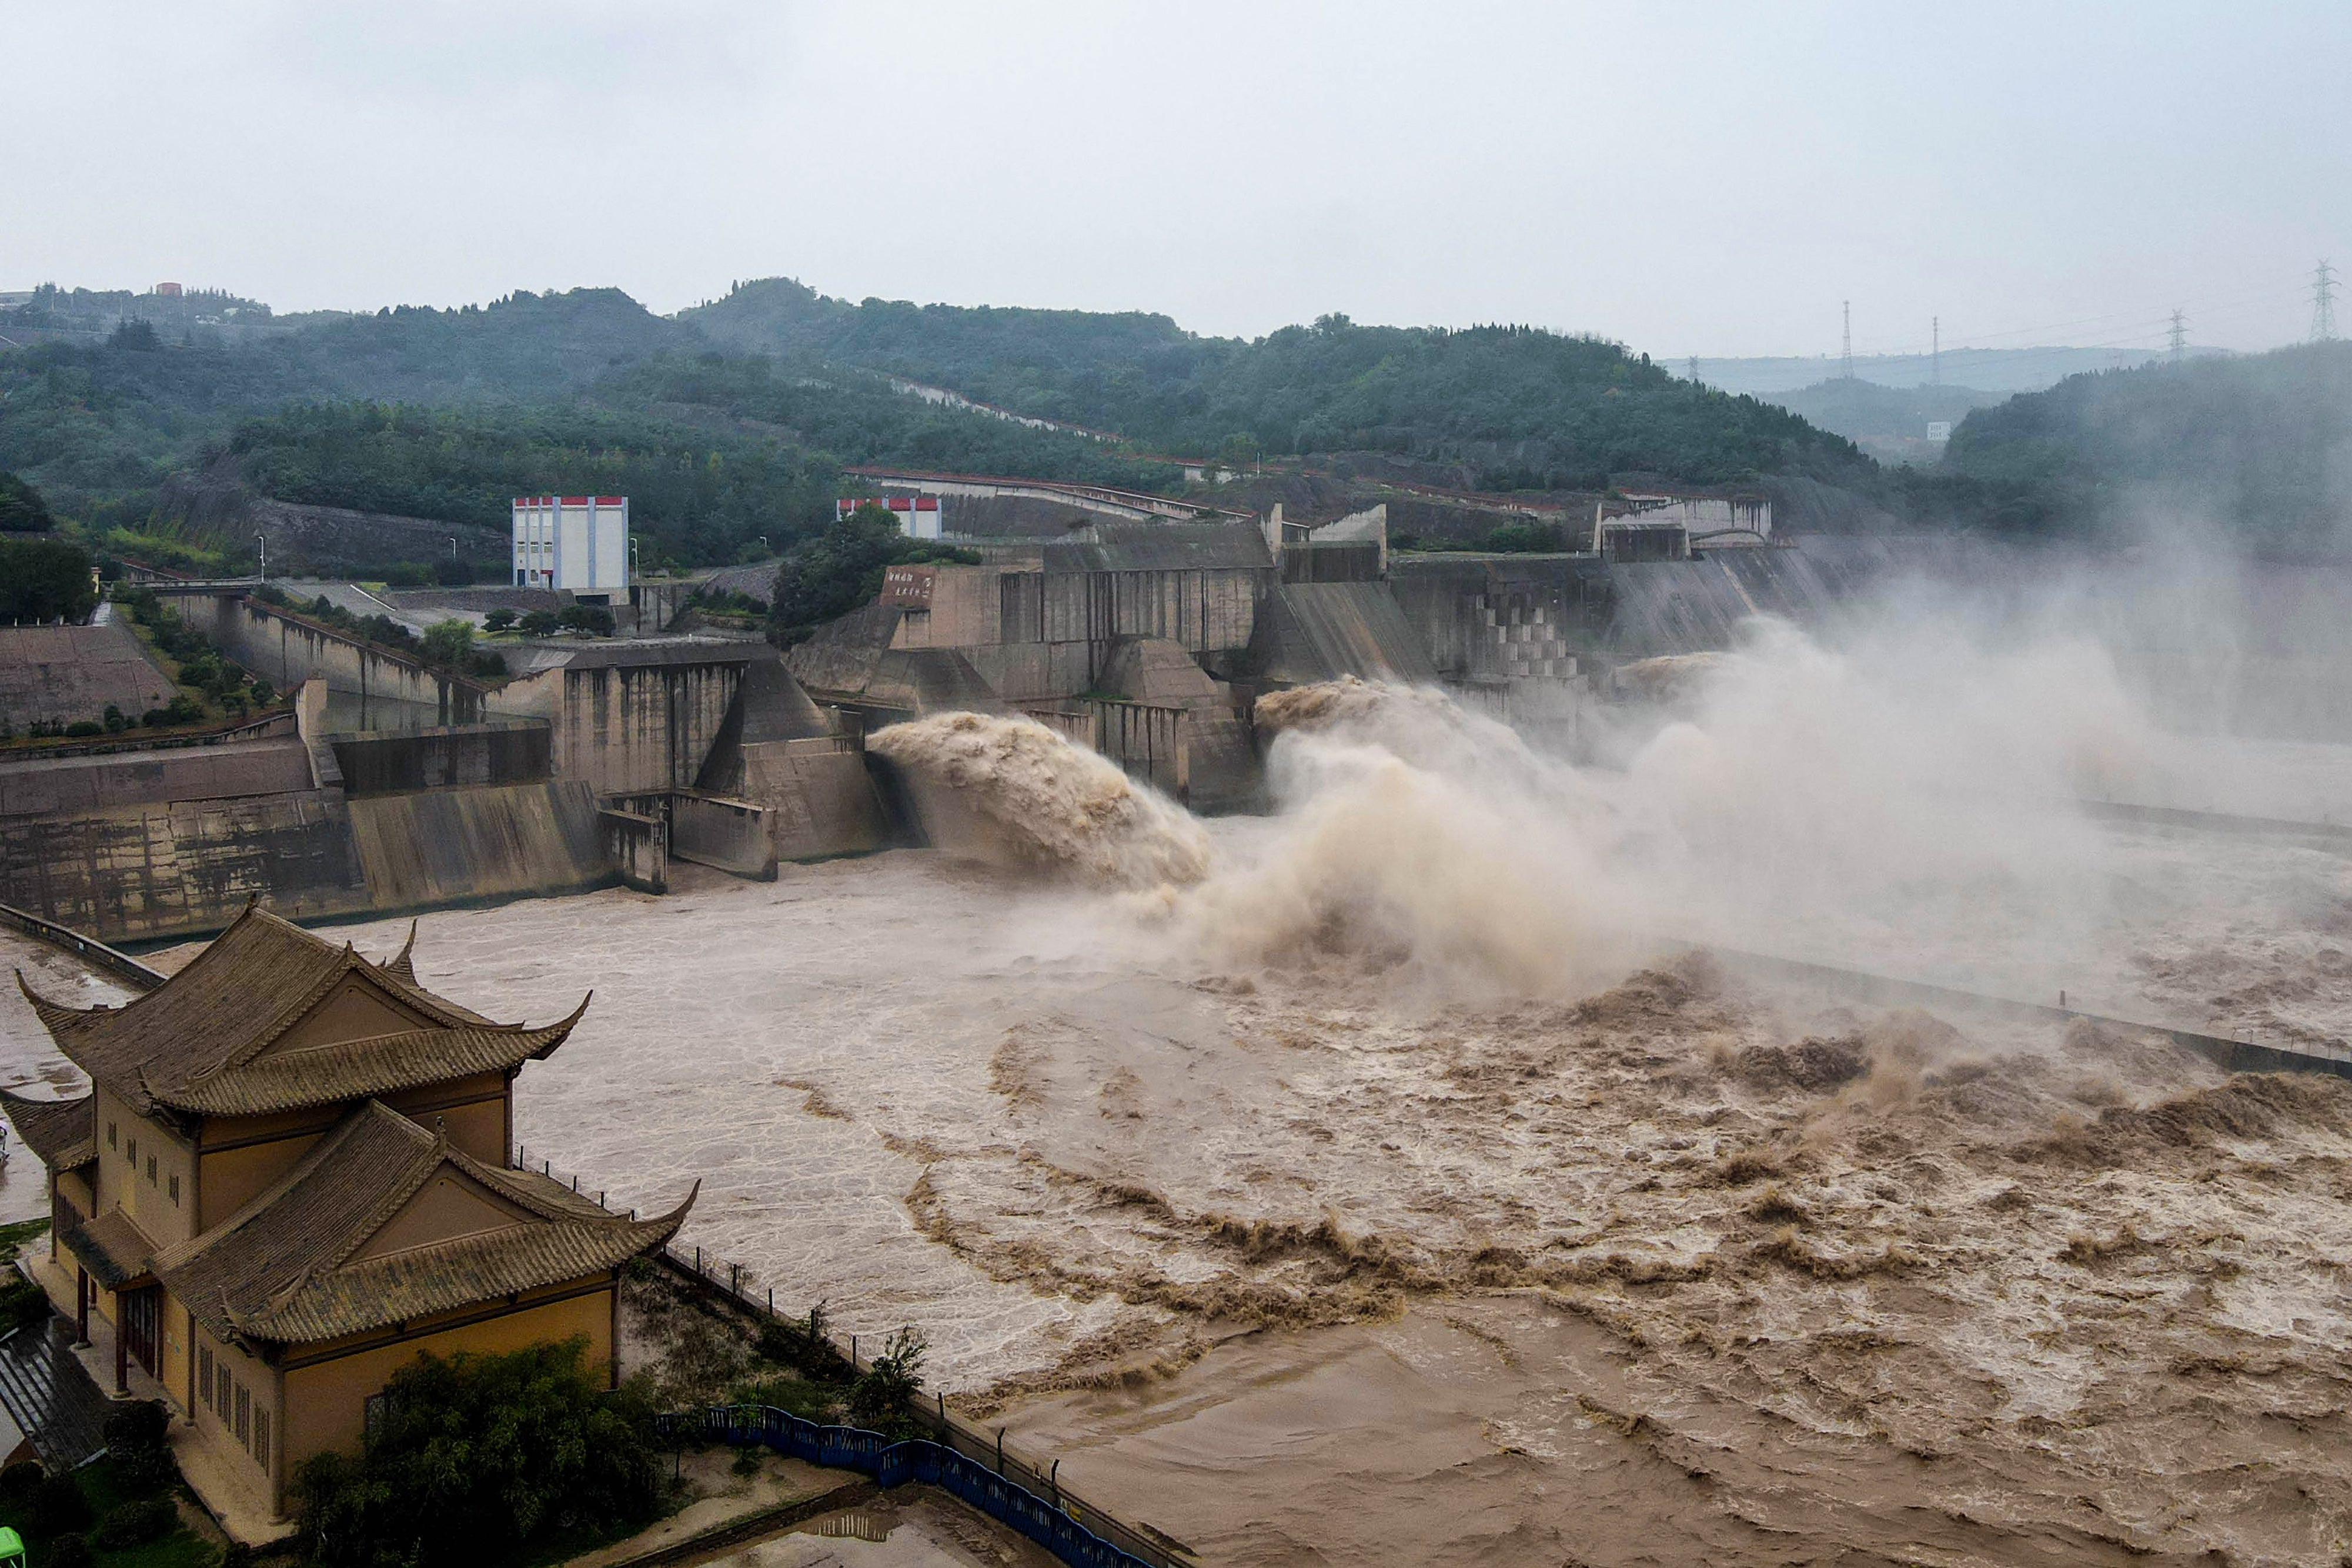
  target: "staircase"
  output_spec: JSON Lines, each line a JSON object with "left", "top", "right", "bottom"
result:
{"left": 0, "top": 1316, "right": 111, "bottom": 1466}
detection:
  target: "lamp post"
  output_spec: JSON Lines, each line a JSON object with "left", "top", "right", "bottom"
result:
{"left": 256, "top": 533, "right": 266, "bottom": 583}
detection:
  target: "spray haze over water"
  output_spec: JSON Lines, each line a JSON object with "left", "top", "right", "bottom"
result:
{"left": 794, "top": 561, "right": 2352, "bottom": 1563}
{"left": 880, "top": 563, "right": 2350, "bottom": 1036}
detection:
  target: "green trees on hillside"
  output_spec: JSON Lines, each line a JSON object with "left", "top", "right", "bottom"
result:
{"left": 226, "top": 402, "right": 837, "bottom": 567}
{"left": 0, "top": 537, "right": 96, "bottom": 622}
{"left": 768, "top": 503, "right": 978, "bottom": 643}
{"left": 0, "top": 472, "right": 54, "bottom": 531}
{"left": 1940, "top": 340, "right": 2352, "bottom": 552}
{"left": 684, "top": 281, "right": 1872, "bottom": 488}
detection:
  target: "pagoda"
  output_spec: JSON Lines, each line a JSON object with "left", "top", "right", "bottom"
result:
{"left": 1, "top": 902, "right": 692, "bottom": 1522}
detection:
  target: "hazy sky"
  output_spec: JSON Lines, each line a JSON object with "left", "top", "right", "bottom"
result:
{"left": 6, "top": 2, "right": 2347, "bottom": 359}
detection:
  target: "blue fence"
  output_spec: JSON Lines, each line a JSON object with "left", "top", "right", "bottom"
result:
{"left": 662, "top": 1403, "right": 1157, "bottom": 1568}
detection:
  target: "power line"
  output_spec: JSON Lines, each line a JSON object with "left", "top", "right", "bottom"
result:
{"left": 2313, "top": 259, "right": 2338, "bottom": 342}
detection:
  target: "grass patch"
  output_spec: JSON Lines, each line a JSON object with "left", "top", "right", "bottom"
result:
{"left": 0, "top": 1220, "right": 50, "bottom": 1256}
{"left": 0, "top": 1455, "right": 213, "bottom": 1568}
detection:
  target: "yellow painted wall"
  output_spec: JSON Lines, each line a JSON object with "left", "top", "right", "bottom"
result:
{"left": 380, "top": 1074, "right": 510, "bottom": 1166}
{"left": 187, "top": 1318, "right": 282, "bottom": 1513}
{"left": 279, "top": 1283, "right": 613, "bottom": 1511}
{"left": 159, "top": 1294, "right": 191, "bottom": 1416}
{"left": 194, "top": 1078, "right": 508, "bottom": 1229}
{"left": 271, "top": 977, "right": 434, "bottom": 1049}
{"left": 81, "top": 1086, "right": 195, "bottom": 1246}
{"left": 198, "top": 1134, "right": 327, "bottom": 1231}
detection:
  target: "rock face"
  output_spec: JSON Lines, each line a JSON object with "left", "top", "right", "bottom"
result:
{"left": 155, "top": 456, "right": 508, "bottom": 573}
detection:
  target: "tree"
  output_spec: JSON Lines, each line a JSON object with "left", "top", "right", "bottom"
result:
{"left": 420, "top": 618, "right": 476, "bottom": 668}
{"left": 0, "top": 537, "right": 98, "bottom": 623}
{"left": 483, "top": 607, "right": 517, "bottom": 633}
{"left": 518, "top": 609, "right": 559, "bottom": 637}
{"left": 554, "top": 603, "right": 615, "bottom": 637}
{"left": 0, "top": 472, "right": 54, "bottom": 532}
{"left": 767, "top": 504, "right": 976, "bottom": 643}
{"left": 106, "top": 317, "right": 163, "bottom": 351}
{"left": 845, "top": 1326, "right": 928, "bottom": 1437}
{"left": 293, "top": 1338, "right": 662, "bottom": 1567}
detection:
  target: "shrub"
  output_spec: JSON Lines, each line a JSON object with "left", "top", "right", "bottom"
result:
{"left": 0, "top": 1273, "right": 51, "bottom": 1335}
{"left": 42, "top": 1532, "right": 92, "bottom": 1567}
{"left": 103, "top": 1398, "right": 175, "bottom": 1495}
{"left": 295, "top": 1336, "right": 662, "bottom": 1566}
{"left": 28, "top": 1471, "right": 92, "bottom": 1533}
{"left": 0, "top": 1458, "right": 42, "bottom": 1502}
{"left": 63, "top": 721, "right": 102, "bottom": 737}
{"left": 420, "top": 618, "right": 475, "bottom": 668}
{"left": 844, "top": 1326, "right": 927, "bottom": 1436}
{"left": 93, "top": 1496, "right": 175, "bottom": 1548}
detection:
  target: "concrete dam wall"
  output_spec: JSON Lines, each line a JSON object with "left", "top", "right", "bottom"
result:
{"left": 0, "top": 789, "right": 373, "bottom": 943}
{"left": 0, "top": 625, "right": 894, "bottom": 942}
{"left": 345, "top": 781, "right": 611, "bottom": 910}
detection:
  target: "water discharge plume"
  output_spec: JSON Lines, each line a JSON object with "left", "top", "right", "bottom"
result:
{"left": 866, "top": 711, "right": 1211, "bottom": 890}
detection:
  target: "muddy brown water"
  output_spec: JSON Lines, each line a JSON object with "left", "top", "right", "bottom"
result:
{"left": 5, "top": 698, "right": 2351, "bottom": 1564}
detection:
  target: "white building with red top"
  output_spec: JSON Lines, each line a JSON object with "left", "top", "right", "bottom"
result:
{"left": 513, "top": 496, "right": 630, "bottom": 598}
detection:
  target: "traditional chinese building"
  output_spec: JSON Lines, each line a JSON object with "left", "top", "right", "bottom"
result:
{"left": 1, "top": 902, "right": 692, "bottom": 1523}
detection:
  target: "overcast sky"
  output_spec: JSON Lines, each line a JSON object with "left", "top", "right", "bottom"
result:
{"left": 5, "top": 1, "right": 2346, "bottom": 359}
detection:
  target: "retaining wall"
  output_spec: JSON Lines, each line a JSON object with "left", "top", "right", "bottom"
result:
{"left": 667, "top": 793, "right": 776, "bottom": 879}
{"left": 737, "top": 738, "right": 890, "bottom": 862}
{"left": 598, "top": 805, "right": 667, "bottom": 894}
{"left": 0, "top": 791, "right": 371, "bottom": 942}
{"left": 179, "top": 594, "right": 485, "bottom": 727}
{"left": 0, "top": 741, "right": 313, "bottom": 820}
{"left": 328, "top": 721, "right": 553, "bottom": 797}
{"left": 344, "top": 781, "right": 610, "bottom": 910}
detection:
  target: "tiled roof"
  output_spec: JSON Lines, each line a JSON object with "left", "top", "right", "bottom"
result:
{"left": 148, "top": 1018, "right": 583, "bottom": 1117}
{"left": 155, "top": 1101, "right": 691, "bottom": 1346}
{"left": 58, "top": 1205, "right": 158, "bottom": 1291}
{"left": 0, "top": 1089, "right": 94, "bottom": 1172}
{"left": 15, "top": 904, "right": 576, "bottom": 1117}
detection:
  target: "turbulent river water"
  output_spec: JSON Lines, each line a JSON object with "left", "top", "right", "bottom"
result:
{"left": 6, "top": 634, "right": 2352, "bottom": 1564}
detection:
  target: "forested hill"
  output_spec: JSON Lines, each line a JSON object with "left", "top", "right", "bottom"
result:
{"left": 1943, "top": 341, "right": 2352, "bottom": 555}
{"left": 682, "top": 278, "right": 1872, "bottom": 490}
{"left": 0, "top": 288, "right": 1184, "bottom": 570}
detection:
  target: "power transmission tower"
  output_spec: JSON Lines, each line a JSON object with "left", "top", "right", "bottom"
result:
{"left": 2168, "top": 309, "right": 2187, "bottom": 362}
{"left": 2314, "top": 260, "right": 2340, "bottom": 342}
{"left": 1688, "top": 355, "right": 1700, "bottom": 387}
{"left": 1842, "top": 300, "right": 1853, "bottom": 380}
{"left": 1931, "top": 317, "right": 1940, "bottom": 383}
